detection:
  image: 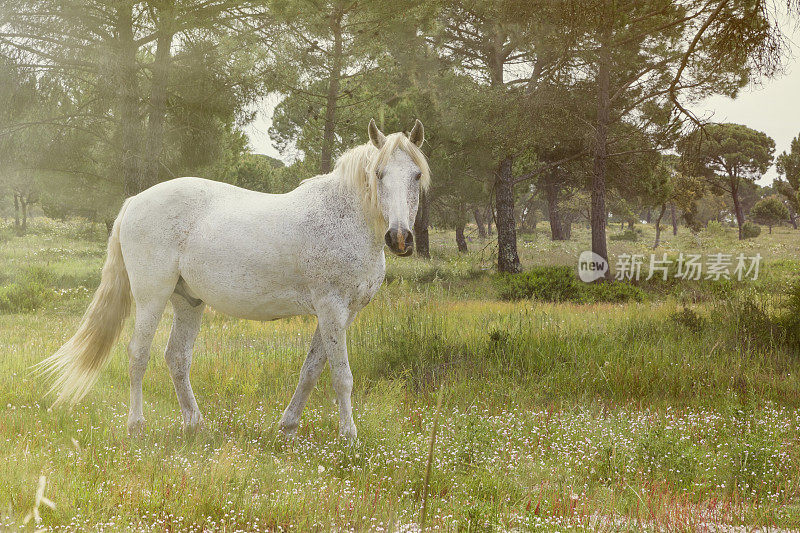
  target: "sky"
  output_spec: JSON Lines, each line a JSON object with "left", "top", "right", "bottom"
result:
{"left": 244, "top": 24, "right": 800, "bottom": 185}
{"left": 244, "top": 93, "right": 284, "bottom": 162}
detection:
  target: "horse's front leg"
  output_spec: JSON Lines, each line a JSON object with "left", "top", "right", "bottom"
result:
{"left": 280, "top": 327, "right": 326, "bottom": 436}
{"left": 316, "top": 302, "right": 357, "bottom": 440}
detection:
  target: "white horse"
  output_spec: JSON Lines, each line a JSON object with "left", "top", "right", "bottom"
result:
{"left": 38, "top": 119, "right": 429, "bottom": 440}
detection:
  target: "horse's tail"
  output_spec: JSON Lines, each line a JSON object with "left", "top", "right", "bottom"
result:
{"left": 36, "top": 198, "right": 133, "bottom": 406}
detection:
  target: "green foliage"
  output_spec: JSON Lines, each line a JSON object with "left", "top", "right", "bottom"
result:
{"left": 497, "top": 266, "right": 581, "bottom": 302}
{"left": 741, "top": 221, "right": 761, "bottom": 239}
{"left": 713, "top": 289, "right": 800, "bottom": 355}
{"left": 680, "top": 123, "right": 775, "bottom": 182}
{"left": 680, "top": 123, "right": 775, "bottom": 239}
{"left": 268, "top": 0, "right": 424, "bottom": 171}
{"left": 0, "top": 266, "right": 56, "bottom": 314}
{"left": 776, "top": 133, "right": 800, "bottom": 198}
{"left": 750, "top": 195, "right": 789, "bottom": 231}
{"left": 609, "top": 228, "right": 641, "bottom": 242}
{"left": 724, "top": 297, "right": 777, "bottom": 346}
{"left": 496, "top": 266, "right": 644, "bottom": 303}
{"left": 779, "top": 278, "right": 800, "bottom": 347}
{"left": 222, "top": 153, "right": 293, "bottom": 193}
{"left": 669, "top": 307, "right": 707, "bottom": 333}
{"left": 704, "top": 220, "right": 726, "bottom": 236}
{"left": 584, "top": 280, "right": 646, "bottom": 303}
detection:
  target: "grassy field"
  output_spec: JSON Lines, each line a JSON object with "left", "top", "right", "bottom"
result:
{"left": 1, "top": 217, "right": 800, "bottom": 531}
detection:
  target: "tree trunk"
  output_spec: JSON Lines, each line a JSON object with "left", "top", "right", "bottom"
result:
{"left": 671, "top": 203, "right": 678, "bottom": 235}
{"left": 487, "top": 29, "right": 519, "bottom": 272}
{"left": 320, "top": 11, "right": 343, "bottom": 174}
{"left": 590, "top": 25, "right": 612, "bottom": 278}
{"left": 138, "top": 24, "right": 174, "bottom": 191}
{"left": 20, "top": 197, "right": 27, "bottom": 231}
{"left": 495, "top": 156, "right": 521, "bottom": 273}
{"left": 544, "top": 172, "right": 567, "bottom": 240}
{"left": 413, "top": 190, "right": 430, "bottom": 259}
{"left": 474, "top": 208, "right": 486, "bottom": 238}
{"left": 455, "top": 223, "right": 468, "bottom": 253}
{"left": 118, "top": 5, "right": 141, "bottom": 197}
{"left": 13, "top": 194, "right": 20, "bottom": 229}
{"left": 653, "top": 204, "right": 666, "bottom": 249}
{"left": 730, "top": 177, "right": 745, "bottom": 240}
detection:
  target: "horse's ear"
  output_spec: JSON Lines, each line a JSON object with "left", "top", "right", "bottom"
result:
{"left": 409, "top": 119, "right": 424, "bottom": 147}
{"left": 368, "top": 118, "right": 386, "bottom": 149}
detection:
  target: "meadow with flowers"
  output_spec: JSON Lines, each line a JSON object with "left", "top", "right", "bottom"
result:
{"left": 1, "top": 218, "right": 800, "bottom": 531}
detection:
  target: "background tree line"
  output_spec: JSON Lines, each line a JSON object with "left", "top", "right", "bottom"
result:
{"left": 1, "top": 0, "right": 798, "bottom": 274}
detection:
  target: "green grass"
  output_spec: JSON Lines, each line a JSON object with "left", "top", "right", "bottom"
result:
{"left": 1, "top": 217, "right": 800, "bottom": 531}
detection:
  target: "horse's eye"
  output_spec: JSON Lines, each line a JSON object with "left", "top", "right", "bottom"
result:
{"left": 414, "top": 172, "right": 421, "bottom": 181}
{"left": 376, "top": 170, "right": 383, "bottom": 180}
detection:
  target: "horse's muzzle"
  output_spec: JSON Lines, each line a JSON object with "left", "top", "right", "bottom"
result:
{"left": 385, "top": 228, "right": 414, "bottom": 256}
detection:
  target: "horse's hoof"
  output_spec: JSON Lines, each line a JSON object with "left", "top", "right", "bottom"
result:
{"left": 127, "top": 417, "right": 146, "bottom": 437}
{"left": 339, "top": 422, "right": 357, "bottom": 443}
{"left": 279, "top": 419, "right": 298, "bottom": 438}
{"left": 183, "top": 412, "right": 204, "bottom": 435}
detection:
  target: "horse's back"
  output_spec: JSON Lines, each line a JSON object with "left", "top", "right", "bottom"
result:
{"left": 120, "top": 176, "right": 288, "bottom": 244}
{"left": 117, "top": 177, "right": 319, "bottom": 319}
{"left": 125, "top": 176, "right": 261, "bottom": 215}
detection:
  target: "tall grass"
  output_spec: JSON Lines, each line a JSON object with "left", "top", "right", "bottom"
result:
{"left": 1, "top": 219, "right": 800, "bottom": 529}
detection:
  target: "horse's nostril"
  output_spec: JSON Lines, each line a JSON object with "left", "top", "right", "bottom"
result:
{"left": 384, "top": 229, "right": 413, "bottom": 254}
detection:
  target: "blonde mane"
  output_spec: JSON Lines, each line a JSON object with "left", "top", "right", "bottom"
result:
{"left": 311, "top": 132, "right": 430, "bottom": 235}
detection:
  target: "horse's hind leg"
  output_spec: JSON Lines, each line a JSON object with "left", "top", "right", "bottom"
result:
{"left": 127, "top": 298, "right": 169, "bottom": 436}
{"left": 164, "top": 294, "right": 205, "bottom": 433}
{"left": 280, "top": 326, "right": 326, "bottom": 436}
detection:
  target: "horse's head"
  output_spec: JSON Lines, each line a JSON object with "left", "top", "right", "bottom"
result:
{"left": 368, "top": 119, "right": 428, "bottom": 256}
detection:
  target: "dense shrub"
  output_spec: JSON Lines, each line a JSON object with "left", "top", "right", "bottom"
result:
{"left": 496, "top": 266, "right": 645, "bottom": 303}
{"left": 609, "top": 228, "right": 641, "bottom": 242}
{"left": 669, "top": 307, "right": 707, "bottom": 333}
{"left": 777, "top": 278, "right": 800, "bottom": 348}
{"left": 741, "top": 221, "right": 761, "bottom": 239}
{"left": 642, "top": 272, "right": 737, "bottom": 303}
{"left": 584, "top": 280, "right": 645, "bottom": 303}
{"left": 0, "top": 266, "right": 56, "bottom": 314}
{"left": 719, "top": 296, "right": 783, "bottom": 350}
{"left": 704, "top": 220, "right": 726, "bottom": 236}
{"left": 714, "top": 287, "right": 800, "bottom": 354}
{"left": 497, "top": 266, "right": 581, "bottom": 301}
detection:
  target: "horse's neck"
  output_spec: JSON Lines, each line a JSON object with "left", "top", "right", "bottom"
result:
{"left": 315, "top": 175, "right": 385, "bottom": 252}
